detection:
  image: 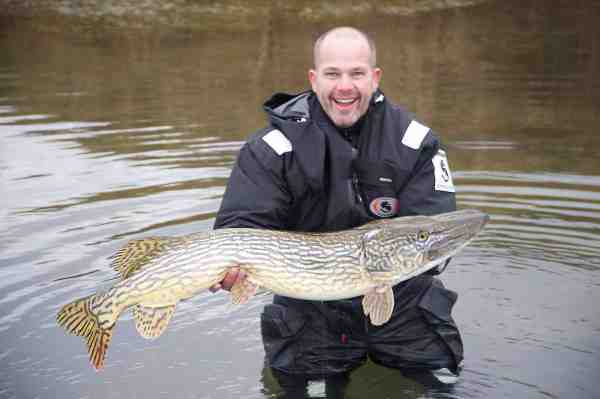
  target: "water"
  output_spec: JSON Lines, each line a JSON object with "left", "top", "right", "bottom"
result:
{"left": 1, "top": 1, "right": 600, "bottom": 398}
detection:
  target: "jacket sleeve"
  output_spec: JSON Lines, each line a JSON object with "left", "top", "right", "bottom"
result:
{"left": 213, "top": 132, "right": 292, "bottom": 230}
{"left": 397, "top": 131, "right": 457, "bottom": 217}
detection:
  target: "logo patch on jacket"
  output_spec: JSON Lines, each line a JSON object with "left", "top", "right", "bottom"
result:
{"left": 432, "top": 150, "right": 455, "bottom": 192}
{"left": 369, "top": 197, "right": 399, "bottom": 218}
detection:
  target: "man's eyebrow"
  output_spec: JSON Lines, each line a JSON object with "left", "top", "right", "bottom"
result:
{"left": 322, "top": 66, "right": 367, "bottom": 72}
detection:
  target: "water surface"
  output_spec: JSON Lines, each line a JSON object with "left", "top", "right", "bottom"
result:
{"left": 1, "top": 1, "right": 600, "bottom": 398}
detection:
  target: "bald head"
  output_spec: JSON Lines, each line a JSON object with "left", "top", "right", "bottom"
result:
{"left": 308, "top": 26, "right": 382, "bottom": 128}
{"left": 313, "top": 27, "right": 377, "bottom": 68}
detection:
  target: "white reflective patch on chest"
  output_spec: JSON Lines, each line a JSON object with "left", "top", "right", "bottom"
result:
{"left": 432, "top": 150, "right": 455, "bottom": 192}
{"left": 402, "top": 120, "right": 430, "bottom": 150}
{"left": 262, "top": 129, "right": 292, "bottom": 155}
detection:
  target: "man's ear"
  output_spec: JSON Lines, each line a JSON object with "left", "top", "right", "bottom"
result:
{"left": 373, "top": 67, "right": 382, "bottom": 89}
{"left": 308, "top": 69, "right": 317, "bottom": 91}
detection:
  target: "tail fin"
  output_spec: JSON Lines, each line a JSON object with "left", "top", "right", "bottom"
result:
{"left": 56, "top": 295, "right": 114, "bottom": 370}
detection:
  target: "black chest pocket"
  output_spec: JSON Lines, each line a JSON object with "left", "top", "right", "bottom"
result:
{"left": 352, "top": 158, "right": 409, "bottom": 218}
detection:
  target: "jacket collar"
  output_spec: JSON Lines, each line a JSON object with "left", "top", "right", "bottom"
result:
{"left": 263, "top": 89, "right": 385, "bottom": 125}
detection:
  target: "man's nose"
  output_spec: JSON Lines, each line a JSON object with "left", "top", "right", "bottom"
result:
{"left": 336, "top": 74, "right": 354, "bottom": 91}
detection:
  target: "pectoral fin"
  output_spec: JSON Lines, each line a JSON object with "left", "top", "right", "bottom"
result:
{"left": 230, "top": 277, "right": 258, "bottom": 305}
{"left": 362, "top": 286, "right": 394, "bottom": 326}
{"left": 132, "top": 304, "right": 176, "bottom": 339}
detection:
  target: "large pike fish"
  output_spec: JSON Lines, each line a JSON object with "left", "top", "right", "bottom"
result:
{"left": 57, "top": 209, "right": 488, "bottom": 370}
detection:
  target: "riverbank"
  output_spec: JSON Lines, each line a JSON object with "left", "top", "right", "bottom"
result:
{"left": 1, "top": 0, "right": 491, "bottom": 33}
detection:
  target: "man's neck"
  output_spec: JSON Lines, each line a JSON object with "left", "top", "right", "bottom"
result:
{"left": 337, "top": 115, "right": 366, "bottom": 146}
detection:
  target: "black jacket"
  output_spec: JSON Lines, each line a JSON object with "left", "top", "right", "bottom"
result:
{"left": 214, "top": 90, "right": 456, "bottom": 233}
{"left": 214, "top": 93, "right": 462, "bottom": 374}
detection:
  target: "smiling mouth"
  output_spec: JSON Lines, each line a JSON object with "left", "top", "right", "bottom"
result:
{"left": 333, "top": 98, "right": 358, "bottom": 105}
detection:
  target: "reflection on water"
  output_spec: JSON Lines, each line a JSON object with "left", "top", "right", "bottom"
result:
{"left": 1, "top": 1, "right": 600, "bottom": 398}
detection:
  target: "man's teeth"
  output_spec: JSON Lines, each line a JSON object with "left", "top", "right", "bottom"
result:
{"left": 335, "top": 98, "right": 355, "bottom": 104}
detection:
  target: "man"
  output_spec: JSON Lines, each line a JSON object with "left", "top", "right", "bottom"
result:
{"left": 213, "top": 27, "right": 462, "bottom": 395}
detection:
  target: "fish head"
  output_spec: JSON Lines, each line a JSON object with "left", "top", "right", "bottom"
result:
{"left": 419, "top": 209, "right": 489, "bottom": 266}
{"left": 360, "top": 209, "right": 489, "bottom": 278}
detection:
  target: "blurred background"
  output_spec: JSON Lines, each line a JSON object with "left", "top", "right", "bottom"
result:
{"left": 1, "top": 1, "right": 599, "bottom": 398}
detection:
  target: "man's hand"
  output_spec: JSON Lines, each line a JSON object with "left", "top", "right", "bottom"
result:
{"left": 209, "top": 267, "right": 246, "bottom": 292}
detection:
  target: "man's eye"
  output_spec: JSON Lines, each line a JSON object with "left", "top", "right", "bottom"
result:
{"left": 325, "top": 72, "right": 339, "bottom": 78}
{"left": 352, "top": 71, "right": 365, "bottom": 78}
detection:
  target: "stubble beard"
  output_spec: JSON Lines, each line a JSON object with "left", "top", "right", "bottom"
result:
{"left": 328, "top": 98, "right": 367, "bottom": 128}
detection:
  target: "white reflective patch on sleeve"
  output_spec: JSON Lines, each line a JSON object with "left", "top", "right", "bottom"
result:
{"left": 402, "top": 120, "right": 430, "bottom": 150}
{"left": 262, "top": 129, "right": 292, "bottom": 156}
{"left": 432, "top": 150, "right": 455, "bottom": 193}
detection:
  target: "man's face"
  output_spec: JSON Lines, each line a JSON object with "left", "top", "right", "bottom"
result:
{"left": 309, "top": 35, "right": 382, "bottom": 128}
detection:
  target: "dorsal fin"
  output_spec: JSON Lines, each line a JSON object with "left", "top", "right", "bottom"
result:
{"left": 109, "top": 237, "right": 171, "bottom": 279}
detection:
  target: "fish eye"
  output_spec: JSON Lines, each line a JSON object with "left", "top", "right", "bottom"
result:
{"left": 417, "top": 230, "right": 429, "bottom": 241}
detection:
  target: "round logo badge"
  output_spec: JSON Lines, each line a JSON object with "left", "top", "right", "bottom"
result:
{"left": 369, "top": 197, "right": 399, "bottom": 218}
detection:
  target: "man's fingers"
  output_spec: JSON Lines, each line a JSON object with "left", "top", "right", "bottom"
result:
{"left": 210, "top": 268, "right": 246, "bottom": 293}
{"left": 221, "top": 268, "right": 240, "bottom": 291}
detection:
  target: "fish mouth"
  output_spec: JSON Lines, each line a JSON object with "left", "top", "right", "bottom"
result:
{"left": 427, "top": 210, "right": 489, "bottom": 261}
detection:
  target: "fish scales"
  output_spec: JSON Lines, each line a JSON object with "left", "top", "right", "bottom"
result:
{"left": 56, "top": 209, "right": 489, "bottom": 370}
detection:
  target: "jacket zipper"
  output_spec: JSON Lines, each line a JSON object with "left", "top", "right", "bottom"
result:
{"left": 352, "top": 173, "right": 363, "bottom": 204}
